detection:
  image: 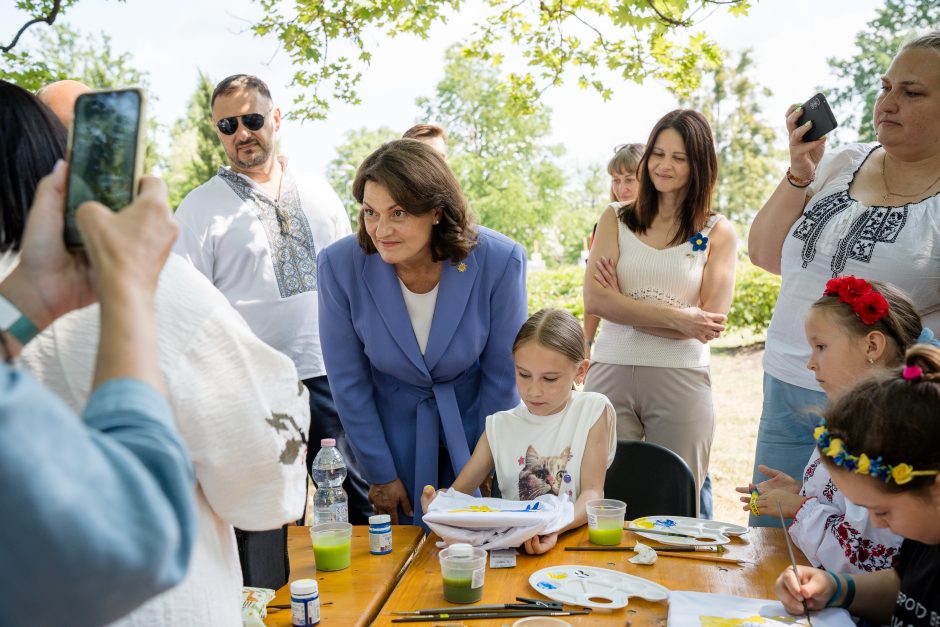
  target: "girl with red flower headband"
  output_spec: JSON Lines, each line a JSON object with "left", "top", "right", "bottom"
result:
{"left": 737, "top": 277, "right": 922, "bottom": 576}
{"left": 775, "top": 344, "right": 940, "bottom": 626}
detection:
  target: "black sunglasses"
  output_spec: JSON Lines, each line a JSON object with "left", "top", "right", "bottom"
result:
{"left": 216, "top": 111, "right": 270, "bottom": 136}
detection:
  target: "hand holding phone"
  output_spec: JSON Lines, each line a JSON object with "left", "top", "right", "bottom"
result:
{"left": 796, "top": 92, "right": 838, "bottom": 142}
{"left": 64, "top": 88, "right": 146, "bottom": 248}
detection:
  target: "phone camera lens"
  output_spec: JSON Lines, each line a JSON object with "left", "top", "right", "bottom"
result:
{"left": 809, "top": 98, "right": 819, "bottom": 110}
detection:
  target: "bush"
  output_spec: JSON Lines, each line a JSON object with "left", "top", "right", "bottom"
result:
{"left": 726, "top": 259, "right": 781, "bottom": 335}
{"left": 527, "top": 265, "right": 586, "bottom": 322}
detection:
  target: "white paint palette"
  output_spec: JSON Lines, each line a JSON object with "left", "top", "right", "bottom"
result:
{"left": 626, "top": 515, "right": 748, "bottom": 547}
{"left": 528, "top": 565, "right": 670, "bottom": 609}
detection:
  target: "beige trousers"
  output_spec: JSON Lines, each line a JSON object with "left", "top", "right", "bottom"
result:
{"left": 584, "top": 361, "right": 715, "bottom": 516}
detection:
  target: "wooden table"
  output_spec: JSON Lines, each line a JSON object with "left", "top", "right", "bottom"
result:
{"left": 372, "top": 527, "right": 805, "bottom": 625}
{"left": 267, "top": 525, "right": 424, "bottom": 626}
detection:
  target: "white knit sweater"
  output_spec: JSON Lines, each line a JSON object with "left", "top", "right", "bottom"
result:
{"left": 18, "top": 254, "right": 311, "bottom": 627}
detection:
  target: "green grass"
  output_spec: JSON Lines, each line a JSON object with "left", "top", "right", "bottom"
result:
{"left": 710, "top": 342, "right": 764, "bottom": 526}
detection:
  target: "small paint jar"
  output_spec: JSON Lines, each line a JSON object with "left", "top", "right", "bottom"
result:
{"left": 290, "top": 578, "right": 320, "bottom": 626}
{"left": 369, "top": 514, "right": 393, "bottom": 555}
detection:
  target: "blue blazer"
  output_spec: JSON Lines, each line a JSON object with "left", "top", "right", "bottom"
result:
{"left": 318, "top": 227, "right": 527, "bottom": 525}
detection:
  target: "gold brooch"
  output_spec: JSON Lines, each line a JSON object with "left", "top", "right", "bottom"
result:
{"left": 457, "top": 262, "right": 467, "bottom": 273}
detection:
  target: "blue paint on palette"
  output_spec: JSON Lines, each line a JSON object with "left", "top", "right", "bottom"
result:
{"left": 653, "top": 519, "right": 677, "bottom": 528}
{"left": 536, "top": 581, "right": 558, "bottom": 590}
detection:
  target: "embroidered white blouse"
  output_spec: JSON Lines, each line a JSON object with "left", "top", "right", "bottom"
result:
{"left": 764, "top": 143, "right": 940, "bottom": 391}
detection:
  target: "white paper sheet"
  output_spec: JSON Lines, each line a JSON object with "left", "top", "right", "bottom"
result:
{"left": 667, "top": 590, "right": 855, "bottom": 627}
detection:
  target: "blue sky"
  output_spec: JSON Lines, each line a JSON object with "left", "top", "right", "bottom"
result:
{"left": 2, "top": 0, "right": 883, "bottom": 178}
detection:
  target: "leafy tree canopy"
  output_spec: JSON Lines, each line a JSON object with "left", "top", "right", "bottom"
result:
{"left": 827, "top": 0, "right": 939, "bottom": 143}
{"left": 419, "top": 46, "right": 567, "bottom": 253}
{"left": 679, "top": 48, "right": 782, "bottom": 226}
{"left": 165, "top": 70, "right": 230, "bottom": 208}
{"left": 253, "top": 0, "right": 749, "bottom": 120}
{"left": 326, "top": 126, "right": 400, "bottom": 222}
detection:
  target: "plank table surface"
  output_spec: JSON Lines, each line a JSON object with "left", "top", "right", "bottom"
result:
{"left": 266, "top": 525, "right": 424, "bottom": 626}
{"left": 372, "top": 526, "right": 806, "bottom": 626}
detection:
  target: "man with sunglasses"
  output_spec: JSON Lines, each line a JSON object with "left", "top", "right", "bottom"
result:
{"left": 173, "top": 74, "right": 372, "bottom": 584}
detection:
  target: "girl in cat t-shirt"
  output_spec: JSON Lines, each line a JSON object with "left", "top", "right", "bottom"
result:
{"left": 421, "top": 308, "right": 616, "bottom": 554}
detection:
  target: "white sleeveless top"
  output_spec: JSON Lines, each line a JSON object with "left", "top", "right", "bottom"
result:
{"left": 592, "top": 207, "right": 722, "bottom": 369}
{"left": 764, "top": 143, "right": 940, "bottom": 390}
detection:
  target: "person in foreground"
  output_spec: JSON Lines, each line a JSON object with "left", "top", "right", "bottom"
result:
{"left": 746, "top": 31, "right": 940, "bottom": 526}
{"left": 738, "top": 277, "right": 921, "bottom": 573}
{"left": 3, "top": 80, "right": 309, "bottom": 625}
{"left": 318, "top": 139, "right": 527, "bottom": 526}
{"left": 775, "top": 345, "right": 940, "bottom": 626}
{"left": 422, "top": 308, "right": 616, "bottom": 554}
{"left": 0, "top": 163, "right": 196, "bottom": 626}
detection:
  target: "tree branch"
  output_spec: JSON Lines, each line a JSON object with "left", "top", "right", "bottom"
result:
{"left": 2, "top": 0, "right": 63, "bottom": 53}
{"left": 644, "top": 0, "right": 687, "bottom": 27}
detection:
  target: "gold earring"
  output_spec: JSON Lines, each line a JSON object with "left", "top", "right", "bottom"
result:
{"left": 868, "top": 358, "right": 875, "bottom": 365}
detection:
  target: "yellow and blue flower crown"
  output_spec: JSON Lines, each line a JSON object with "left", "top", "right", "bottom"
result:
{"left": 814, "top": 422, "right": 939, "bottom": 485}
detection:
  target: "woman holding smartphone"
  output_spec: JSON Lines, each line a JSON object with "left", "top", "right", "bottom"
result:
{"left": 746, "top": 31, "right": 940, "bottom": 527}
{"left": 583, "top": 109, "right": 737, "bottom": 516}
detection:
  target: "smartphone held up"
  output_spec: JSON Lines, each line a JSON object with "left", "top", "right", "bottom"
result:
{"left": 64, "top": 88, "right": 146, "bottom": 248}
{"left": 796, "top": 92, "right": 838, "bottom": 142}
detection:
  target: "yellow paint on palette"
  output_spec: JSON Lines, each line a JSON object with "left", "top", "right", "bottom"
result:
{"left": 633, "top": 520, "right": 655, "bottom": 529}
{"left": 446, "top": 505, "right": 501, "bottom": 513}
{"left": 547, "top": 572, "right": 568, "bottom": 580}
{"left": 700, "top": 616, "right": 799, "bottom": 626}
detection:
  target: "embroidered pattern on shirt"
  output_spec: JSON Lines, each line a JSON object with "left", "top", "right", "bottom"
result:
{"left": 823, "top": 513, "right": 900, "bottom": 571}
{"left": 792, "top": 189, "right": 909, "bottom": 277}
{"left": 627, "top": 287, "right": 691, "bottom": 309}
{"left": 265, "top": 411, "right": 307, "bottom": 465}
{"left": 217, "top": 167, "right": 318, "bottom": 298}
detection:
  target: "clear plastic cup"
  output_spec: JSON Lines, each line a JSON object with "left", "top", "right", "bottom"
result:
{"left": 310, "top": 522, "right": 352, "bottom": 571}
{"left": 438, "top": 543, "right": 487, "bottom": 603}
{"left": 586, "top": 499, "right": 626, "bottom": 546}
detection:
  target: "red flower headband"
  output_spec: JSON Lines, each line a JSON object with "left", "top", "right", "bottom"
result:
{"left": 823, "top": 276, "right": 890, "bottom": 325}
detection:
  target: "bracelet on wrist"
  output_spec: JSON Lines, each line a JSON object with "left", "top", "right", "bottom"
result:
{"left": 786, "top": 167, "right": 814, "bottom": 189}
{"left": 840, "top": 574, "right": 855, "bottom": 609}
{"left": 824, "top": 570, "right": 843, "bottom": 608}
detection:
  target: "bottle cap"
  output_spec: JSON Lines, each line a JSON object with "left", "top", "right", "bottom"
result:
{"left": 369, "top": 514, "right": 391, "bottom": 525}
{"left": 290, "top": 578, "right": 318, "bottom": 596}
{"left": 448, "top": 543, "right": 473, "bottom": 558}
{"left": 320, "top": 438, "right": 336, "bottom": 447}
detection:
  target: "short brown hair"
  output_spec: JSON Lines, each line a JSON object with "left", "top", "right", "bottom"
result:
{"left": 512, "top": 308, "right": 586, "bottom": 364}
{"left": 620, "top": 109, "right": 718, "bottom": 246}
{"left": 352, "top": 139, "right": 476, "bottom": 264}
{"left": 899, "top": 29, "right": 940, "bottom": 55}
{"left": 402, "top": 124, "right": 446, "bottom": 142}
{"left": 821, "top": 344, "right": 940, "bottom": 494}
{"left": 608, "top": 143, "right": 644, "bottom": 202}
{"left": 810, "top": 279, "right": 923, "bottom": 366}
{"left": 211, "top": 74, "right": 272, "bottom": 108}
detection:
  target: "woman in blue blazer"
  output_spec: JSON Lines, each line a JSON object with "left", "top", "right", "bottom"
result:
{"left": 318, "top": 140, "right": 527, "bottom": 526}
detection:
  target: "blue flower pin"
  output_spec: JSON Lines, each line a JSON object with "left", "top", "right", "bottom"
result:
{"left": 689, "top": 232, "right": 708, "bottom": 252}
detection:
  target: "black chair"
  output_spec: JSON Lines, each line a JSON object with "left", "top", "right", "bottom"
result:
{"left": 604, "top": 441, "right": 697, "bottom": 519}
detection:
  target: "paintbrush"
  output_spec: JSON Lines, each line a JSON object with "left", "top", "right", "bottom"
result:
{"left": 565, "top": 545, "right": 725, "bottom": 553}
{"left": 391, "top": 609, "right": 591, "bottom": 622}
{"left": 393, "top": 601, "right": 564, "bottom": 614}
{"left": 776, "top": 499, "right": 814, "bottom": 627}
{"left": 622, "top": 526, "right": 721, "bottom": 542}
{"left": 653, "top": 551, "right": 750, "bottom": 565}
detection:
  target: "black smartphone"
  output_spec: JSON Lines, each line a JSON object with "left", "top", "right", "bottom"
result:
{"left": 796, "top": 92, "right": 838, "bottom": 142}
{"left": 64, "top": 88, "right": 146, "bottom": 248}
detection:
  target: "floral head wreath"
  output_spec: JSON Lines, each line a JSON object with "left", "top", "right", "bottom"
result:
{"left": 815, "top": 422, "right": 939, "bottom": 485}
{"left": 823, "top": 276, "right": 889, "bottom": 325}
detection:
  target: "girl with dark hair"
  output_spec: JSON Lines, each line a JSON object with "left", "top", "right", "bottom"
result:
{"left": 0, "top": 80, "right": 67, "bottom": 255}
{"left": 740, "top": 277, "right": 922, "bottom": 574}
{"left": 583, "top": 109, "right": 737, "bottom": 516}
{"left": 318, "top": 139, "right": 528, "bottom": 527}
{"left": 775, "top": 344, "right": 940, "bottom": 626}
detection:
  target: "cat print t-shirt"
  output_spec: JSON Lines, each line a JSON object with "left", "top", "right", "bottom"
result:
{"left": 485, "top": 390, "right": 616, "bottom": 502}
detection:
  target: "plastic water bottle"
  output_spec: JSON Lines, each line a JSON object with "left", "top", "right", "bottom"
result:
{"left": 312, "top": 438, "right": 348, "bottom": 524}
